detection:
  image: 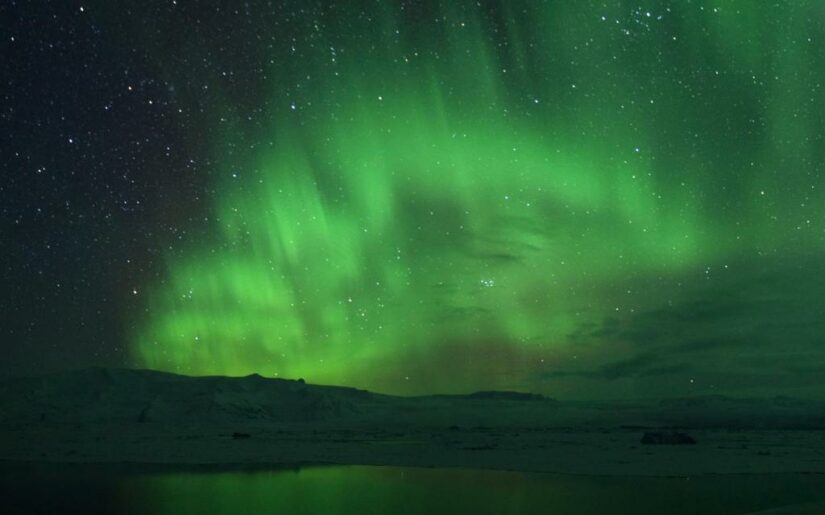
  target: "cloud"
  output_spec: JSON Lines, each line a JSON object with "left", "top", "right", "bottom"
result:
{"left": 537, "top": 254, "right": 825, "bottom": 391}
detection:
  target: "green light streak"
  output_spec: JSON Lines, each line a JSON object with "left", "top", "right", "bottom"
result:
{"left": 131, "top": 1, "right": 825, "bottom": 395}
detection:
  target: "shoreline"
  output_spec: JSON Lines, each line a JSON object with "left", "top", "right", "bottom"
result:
{"left": 4, "top": 425, "right": 825, "bottom": 477}
{"left": 4, "top": 458, "right": 825, "bottom": 479}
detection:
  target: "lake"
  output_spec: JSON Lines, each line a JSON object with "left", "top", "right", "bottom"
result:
{"left": 3, "top": 463, "right": 825, "bottom": 514}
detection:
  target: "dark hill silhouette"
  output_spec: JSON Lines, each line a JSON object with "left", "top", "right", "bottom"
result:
{"left": 2, "top": 368, "right": 825, "bottom": 475}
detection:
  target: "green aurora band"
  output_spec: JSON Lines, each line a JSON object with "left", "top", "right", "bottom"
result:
{"left": 132, "top": 1, "right": 825, "bottom": 396}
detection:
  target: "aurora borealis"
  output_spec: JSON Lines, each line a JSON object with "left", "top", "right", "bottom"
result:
{"left": 4, "top": 1, "right": 825, "bottom": 398}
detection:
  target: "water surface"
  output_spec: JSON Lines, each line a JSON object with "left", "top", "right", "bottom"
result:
{"left": 3, "top": 463, "right": 825, "bottom": 514}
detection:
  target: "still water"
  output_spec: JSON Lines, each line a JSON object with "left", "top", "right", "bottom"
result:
{"left": 3, "top": 463, "right": 825, "bottom": 514}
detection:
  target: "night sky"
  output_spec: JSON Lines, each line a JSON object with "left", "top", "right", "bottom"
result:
{"left": 3, "top": 1, "right": 825, "bottom": 399}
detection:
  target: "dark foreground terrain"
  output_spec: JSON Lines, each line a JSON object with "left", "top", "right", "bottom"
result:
{"left": 2, "top": 368, "right": 825, "bottom": 476}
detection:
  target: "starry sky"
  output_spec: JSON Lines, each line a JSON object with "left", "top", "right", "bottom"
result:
{"left": 3, "top": 1, "right": 825, "bottom": 399}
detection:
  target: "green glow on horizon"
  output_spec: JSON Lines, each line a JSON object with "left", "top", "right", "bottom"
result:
{"left": 131, "top": 1, "right": 825, "bottom": 395}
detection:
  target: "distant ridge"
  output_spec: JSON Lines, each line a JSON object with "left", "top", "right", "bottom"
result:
{"left": 0, "top": 367, "right": 548, "bottom": 426}
{"left": 1, "top": 367, "right": 824, "bottom": 429}
{"left": 3, "top": 368, "right": 825, "bottom": 474}
{"left": 436, "top": 391, "right": 547, "bottom": 402}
